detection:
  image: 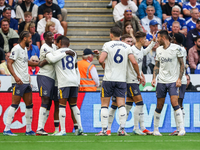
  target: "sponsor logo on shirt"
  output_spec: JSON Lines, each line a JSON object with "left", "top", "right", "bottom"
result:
{"left": 161, "top": 57, "right": 172, "bottom": 63}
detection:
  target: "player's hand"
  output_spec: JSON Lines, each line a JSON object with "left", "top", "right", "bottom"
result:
{"left": 15, "top": 76, "right": 23, "bottom": 85}
{"left": 152, "top": 32, "right": 156, "bottom": 42}
{"left": 93, "top": 50, "right": 99, "bottom": 55}
{"left": 140, "top": 77, "right": 146, "bottom": 87}
{"left": 151, "top": 78, "right": 156, "bottom": 87}
{"left": 137, "top": 75, "right": 143, "bottom": 82}
{"left": 176, "top": 78, "right": 182, "bottom": 87}
{"left": 65, "top": 50, "right": 75, "bottom": 57}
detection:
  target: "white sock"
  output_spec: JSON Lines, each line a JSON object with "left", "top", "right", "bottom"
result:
{"left": 107, "top": 107, "right": 116, "bottom": 131}
{"left": 101, "top": 107, "right": 108, "bottom": 131}
{"left": 139, "top": 105, "right": 145, "bottom": 131}
{"left": 182, "top": 109, "right": 185, "bottom": 127}
{"left": 174, "top": 111, "right": 179, "bottom": 131}
{"left": 42, "top": 110, "right": 49, "bottom": 129}
{"left": 175, "top": 109, "right": 184, "bottom": 130}
{"left": 37, "top": 107, "right": 47, "bottom": 131}
{"left": 125, "top": 104, "right": 132, "bottom": 120}
{"left": 59, "top": 107, "right": 66, "bottom": 132}
{"left": 71, "top": 106, "right": 82, "bottom": 129}
{"left": 25, "top": 108, "right": 33, "bottom": 132}
{"left": 4, "top": 106, "right": 16, "bottom": 131}
{"left": 118, "top": 106, "right": 126, "bottom": 128}
{"left": 154, "top": 111, "right": 161, "bottom": 131}
{"left": 133, "top": 105, "right": 140, "bottom": 130}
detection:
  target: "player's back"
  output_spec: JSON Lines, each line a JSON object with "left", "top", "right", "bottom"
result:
{"left": 54, "top": 48, "right": 78, "bottom": 88}
{"left": 102, "top": 40, "right": 131, "bottom": 82}
{"left": 37, "top": 43, "right": 57, "bottom": 80}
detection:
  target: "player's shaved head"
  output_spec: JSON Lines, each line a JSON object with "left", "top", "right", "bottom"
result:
{"left": 43, "top": 31, "right": 51, "bottom": 39}
{"left": 110, "top": 26, "right": 122, "bottom": 37}
{"left": 56, "top": 35, "right": 65, "bottom": 44}
{"left": 61, "top": 36, "right": 70, "bottom": 47}
{"left": 157, "top": 30, "right": 170, "bottom": 40}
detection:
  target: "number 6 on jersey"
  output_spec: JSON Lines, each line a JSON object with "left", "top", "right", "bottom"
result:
{"left": 114, "top": 49, "right": 123, "bottom": 63}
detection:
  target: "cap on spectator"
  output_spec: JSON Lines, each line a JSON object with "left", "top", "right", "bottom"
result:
{"left": 174, "top": 33, "right": 183, "bottom": 44}
{"left": 83, "top": 48, "right": 94, "bottom": 55}
{"left": 149, "top": 20, "right": 159, "bottom": 26}
{"left": 197, "top": 18, "right": 200, "bottom": 23}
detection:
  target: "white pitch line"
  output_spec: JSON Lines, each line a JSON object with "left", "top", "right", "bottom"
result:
{"left": 0, "top": 140, "right": 200, "bottom": 143}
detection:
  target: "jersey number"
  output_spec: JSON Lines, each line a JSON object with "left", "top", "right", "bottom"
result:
{"left": 61, "top": 56, "right": 74, "bottom": 70}
{"left": 114, "top": 49, "right": 123, "bottom": 63}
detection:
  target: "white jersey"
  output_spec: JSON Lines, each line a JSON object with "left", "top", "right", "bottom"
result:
{"left": 102, "top": 41, "right": 132, "bottom": 82}
{"left": 54, "top": 48, "right": 79, "bottom": 88}
{"left": 181, "top": 46, "right": 187, "bottom": 85}
{"left": 127, "top": 41, "right": 156, "bottom": 84}
{"left": 9, "top": 44, "right": 29, "bottom": 84}
{"left": 156, "top": 43, "right": 184, "bottom": 83}
{"left": 37, "top": 43, "right": 57, "bottom": 79}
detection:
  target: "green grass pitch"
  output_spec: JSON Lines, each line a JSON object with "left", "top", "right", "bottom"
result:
{"left": 0, "top": 133, "right": 200, "bottom": 150}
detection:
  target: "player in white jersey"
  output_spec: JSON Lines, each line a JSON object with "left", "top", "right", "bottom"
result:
{"left": 151, "top": 30, "right": 185, "bottom": 136}
{"left": 3, "top": 31, "right": 39, "bottom": 136}
{"left": 169, "top": 33, "right": 187, "bottom": 136}
{"left": 36, "top": 31, "right": 71, "bottom": 135}
{"left": 96, "top": 27, "right": 142, "bottom": 136}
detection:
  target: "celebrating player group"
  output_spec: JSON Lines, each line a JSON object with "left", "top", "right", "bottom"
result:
{"left": 3, "top": 27, "right": 187, "bottom": 136}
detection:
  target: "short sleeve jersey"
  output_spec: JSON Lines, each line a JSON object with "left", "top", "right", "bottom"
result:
{"left": 38, "top": 3, "right": 61, "bottom": 19}
{"left": 164, "top": 17, "right": 187, "bottom": 31}
{"left": 54, "top": 48, "right": 78, "bottom": 88}
{"left": 37, "top": 43, "right": 57, "bottom": 79}
{"left": 102, "top": 41, "right": 132, "bottom": 82}
{"left": 155, "top": 43, "right": 184, "bottom": 83}
{"left": 9, "top": 44, "right": 29, "bottom": 84}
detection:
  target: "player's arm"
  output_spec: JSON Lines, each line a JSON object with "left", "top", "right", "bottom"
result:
{"left": 128, "top": 54, "right": 142, "bottom": 81}
{"left": 38, "top": 59, "right": 49, "bottom": 67}
{"left": 7, "top": 59, "right": 23, "bottom": 85}
{"left": 151, "top": 60, "right": 160, "bottom": 87}
{"left": 176, "top": 57, "right": 184, "bottom": 87}
{"left": 99, "top": 51, "right": 107, "bottom": 69}
{"left": 28, "top": 60, "right": 39, "bottom": 67}
{"left": 141, "top": 71, "right": 146, "bottom": 87}
{"left": 143, "top": 33, "right": 156, "bottom": 55}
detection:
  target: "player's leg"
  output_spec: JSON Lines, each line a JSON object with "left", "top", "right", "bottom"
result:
{"left": 169, "top": 83, "right": 185, "bottom": 136}
{"left": 107, "top": 97, "right": 117, "bottom": 135}
{"left": 70, "top": 107, "right": 78, "bottom": 134}
{"left": 53, "top": 101, "right": 59, "bottom": 134}
{"left": 153, "top": 83, "right": 167, "bottom": 136}
{"left": 179, "top": 84, "right": 186, "bottom": 127}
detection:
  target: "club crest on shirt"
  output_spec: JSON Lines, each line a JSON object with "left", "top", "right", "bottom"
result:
{"left": 43, "top": 91, "right": 47, "bottom": 95}
{"left": 16, "top": 90, "right": 20, "bottom": 94}
{"left": 12, "top": 51, "right": 15, "bottom": 55}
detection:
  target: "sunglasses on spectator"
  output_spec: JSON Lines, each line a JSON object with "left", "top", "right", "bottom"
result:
{"left": 4, "top": 7, "right": 12, "bottom": 11}
{"left": 32, "top": 60, "right": 39, "bottom": 62}
{"left": 125, "top": 10, "right": 132, "bottom": 12}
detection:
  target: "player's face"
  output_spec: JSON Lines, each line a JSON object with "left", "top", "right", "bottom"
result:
{"left": 140, "top": 37, "right": 147, "bottom": 46}
{"left": 123, "top": 38, "right": 133, "bottom": 46}
{"left": 191, "top": 9, "right": 199, "bottom": 20}
{"left": 157, "top": 34, "right": 164, "bottom": 45}
{"left": 25, "top": 15, "right": 32, "bottom": 23}
{"left": 125, "top": 25, "right": 133, "bottom": 34}
{"left": 124, "top": 12, "right": 132, "bottom": 21}
{"left": 46, "top": 32, "right": 54, "bottom": 44}
{"left": 146, "top": 8, "right": 155, "bottom": 17}
{"left": 3, "top": 10, "right": 11, "bottom": 19}
{"left": 172, "top": 8, "right": 180, "bottom": 18}
{"left": 1, "top": 21, "right": 9, "bottom": 33}
{"left": 172, "top": 23, "right": 180, "bottom": 33}
{"left": 56, "top": 40, "right": 62, "bottom": 48}
{"left": 25, "top": 34, "right": 32, "bottom": 47}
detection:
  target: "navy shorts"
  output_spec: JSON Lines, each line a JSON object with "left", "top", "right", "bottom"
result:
{"left": 156, "top": 82, "right": 179, "bottom": 98}
{"left": 37, "top": 75, "right": 55, "bottom": 98}
{"left": 58, "top": 87, "right": 78, "bottom": 99}
{"left": 12, "top": 83, "right": 32, "bottom": 97}
{"left": 52, "top": 86, "right": 59, "bottom": 101}
{"left": 179, "top": 84, "right": 186, "bottom": 99}
{"left": 101, "top": 81, "right": 126, "bottom": 98}
{"left": 127, "top": 83, "right": 141, "bottom": 98}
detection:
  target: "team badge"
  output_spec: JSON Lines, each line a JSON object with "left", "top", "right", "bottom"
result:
{"left": 134, "top": 90, "right": 138, "bottom": 94}
{"left": 16, "top": 90, "right": 20, "bottom": 94}
{"left": 43, "top": 91, "right": 47, "bottom": 95}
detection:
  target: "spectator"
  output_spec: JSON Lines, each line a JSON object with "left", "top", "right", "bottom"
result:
{"left": 40, "top": 21, "right": 60, "bottom": 45}
{"left": 138, "top": 0, "right": 162, "bottom": 19}
{"left": 141, "top": 5, "right": 162, "bottom": 33}
{"left": 37, "top": 0, "right": 68, "bottom": 35}
{"left": 146, "top": 20, "right": 159, "bottom": 42}
{"left": 34, "top": 0, "right": 67, "bottom": 22}
{"left": 162, "top": 0, "right": 183, "bottom": 21}
{"left": 0, "top": 52, "right": 10, "bottom": 75}
{"left": 24, "top": 22, "right": 40, "bottom": 49}
{"left": 123, "top": 21, "right": 136, "bottom": 45}
{"left": 121, "top": 33, "right": 133, "bottom": 46}
{"left": 18, "top": 11, "right": 32, "bottom": 35}
{"left": 16, "top": 0, "right": 38, "bottom": 23}
{"left": 0, "top": 47, "right": 5, "bottom": 63}
{"left": 0, "top": 0, "right": 15, "bottom": 18}
{"left": 186, "top": 8, "right": 199, "bottom": 32}
{"left": 162, "top": 0, "right": 182, "bottom": 6}
{"left": 0, "top": 7, "right": 18, "bottom": 32}
{"left": 77, "top": 48, "right": 100, "bottom": 91}
{"left": 186, "top": 74, "right": 197, "bottom": 91}
{"left": 28, "top": 55, "right": 40, "bottom": 75}
{"left": 186, "top": 18, "right": 200, "bottom": 50}
{"left": 188, "top": 36, "right": 200, "bottom": 73}
{"left": 164, "top": 5, "right": 187, "bottom": 36}
{"left": 0, "top": 18, "right": 19, "bottom": 53}
{"left": 169, "top": 21, "right": 186, "bottom": 47}
{"left": 26, "top": 40, "right": 40, "bottom": 59}
{"left": 183, "top": 0, "right": 200, "bottom": 21}
{"left": 115, "top": 9, "right": 143, "bottom": 33}
{"left": 113, "top": 0, "right": 138, "bottom": 22}
{"left": 37, "top": 8, "right": 64, "bottom": 35}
